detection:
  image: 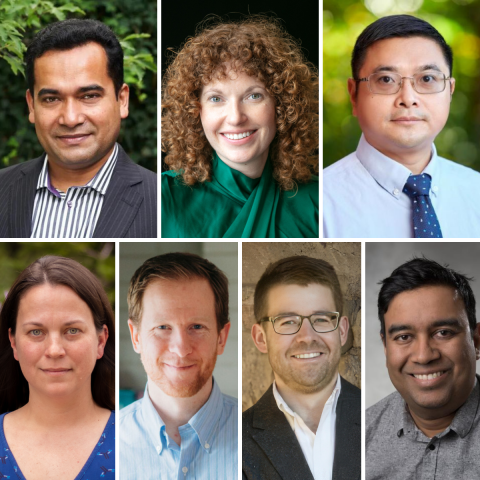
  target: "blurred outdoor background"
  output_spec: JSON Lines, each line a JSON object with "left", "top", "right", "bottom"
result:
{"left": 324, "top": 0, "right": 480, "bottom": 170}
{"left": 0, "top": 242, "right": 115, "bottom": 307}
{"left": 0, "top": 0, "right": 157, "bottom": 172}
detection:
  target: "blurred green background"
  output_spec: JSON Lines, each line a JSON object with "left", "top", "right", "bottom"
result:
{"left": 0, "top": 242, "right": 115, "bottom": 308}
{"left": 0, "top": 0, "right": 157, "bottom": 172}
{"left": 324, "top": 0, "right": 480, "bottom": 170}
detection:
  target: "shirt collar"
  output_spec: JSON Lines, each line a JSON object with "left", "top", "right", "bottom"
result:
{"left": 141, "top": 377, "right": 224, "bottom": 455}
{"left": 36, "top": 143, "right": 118, "bottom": 196}
{"left": 395, "top": 376, "right": 479, "bottom": 439}
{"left": 272, "top": 374, "right": 342, "bottom": 428}
{"left": 356, "top": 135, "right": 439, "bottom": 199}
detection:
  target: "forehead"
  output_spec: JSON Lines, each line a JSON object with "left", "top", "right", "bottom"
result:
{"left": 141, "top": 277, "right": 216, "bottom": 319}
{"left": 201, "top": 68, "right": 266, "bottom": 94}
{"left": 384, "top": 285, "right": 468, "bottom": 329}
{"left": 266, "top": 283, "right": 336, "bottom": 315}
{"left": 33, "top": 42, "right": 111, "bottom": 93}
{"left": 360, "top": 36, "right": 449, "bottom": 74}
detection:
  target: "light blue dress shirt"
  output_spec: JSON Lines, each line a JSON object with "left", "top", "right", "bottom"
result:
{"left": 119, "top": 379, "right": 238, "bottom": 480}
{"left": 323, "top": 135, "right": 480, "bottom": 238}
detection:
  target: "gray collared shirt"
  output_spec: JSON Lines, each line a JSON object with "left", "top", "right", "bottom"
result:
{"left": 366, "top": 375, "right": 480, "bottom": 480}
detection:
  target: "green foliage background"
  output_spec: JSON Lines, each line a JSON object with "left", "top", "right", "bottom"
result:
{"left": 324, "top": 0, "right": 480, "bottom": 170}
{"left": 0, "top": 242, "right": 115, "bottom": 308}
{"left": 0, "top": 0, "right": 157, "bottom": 172}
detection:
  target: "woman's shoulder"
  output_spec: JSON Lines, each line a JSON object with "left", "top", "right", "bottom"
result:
{"left": 281, "top": 175, "right": 319, "bottom": 202}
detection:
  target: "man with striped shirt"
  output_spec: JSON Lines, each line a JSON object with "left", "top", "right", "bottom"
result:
{"left": 0, "top": 19, "right": 157, "bottom": 238}
{"left": 120, "top": 253, "right": 238, "bottom": 479}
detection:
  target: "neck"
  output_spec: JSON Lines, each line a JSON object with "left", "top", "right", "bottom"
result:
{"left": 275, "top": 372, "right": 339, "bottom": 433}
{"left": 20, "top": 386, "right": 100, "bottom": 429}
{"left": 47, "top": 147, "right": 113, "bottom": 192}
{"left": 148, "top": 377, "right": 213, "bottom": 446}
{"left": 216, "top": 150, "right": 268, "bottom": 179}
{"left": 408, "top": 408, "right": 455, "bottom": 438}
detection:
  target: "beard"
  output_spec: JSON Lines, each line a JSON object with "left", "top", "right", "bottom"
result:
{"left": 141, "top": 349, "right": 218, "bottom": 398}
{"left": 269, "top": 339, "right": 341, "bottom": 394}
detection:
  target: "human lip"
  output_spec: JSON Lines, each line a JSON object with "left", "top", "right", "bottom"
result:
{"left": 291, "top": 352, "right": 323, "bottom": 359}
{"left": 41, "top": 368, "right": 72, "bottom": 375}
{"left": 56, "top": 133, "right": 91, "bottom": 145}
{"left": 220, "top": 130, "right": 257, "bottom": 144}
{"left": 391, "top": 116, "right": 424, "bottom": 122}
{"left": 409, "top": 370, "right": 446, "bottom": 380}
{"left": 164, "top": 363, "right": 196, "bottom": 370}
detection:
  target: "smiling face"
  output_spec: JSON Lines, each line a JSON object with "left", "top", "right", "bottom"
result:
{"left": 26, "top": 42, "right": 129, "bottom": 171}
{"left": 128, "top": 278, "right": 230, "bottom": 398}
{"left": 383, "top": 285, "right": 480, "bottom": 420}
{"left": 252, "top": 283, "right": 349, "bottom": 394}
{"left": 9, "top": 283, "right": 107, "bottom": 400}
{"left": 199, "top": 69, "right": 277, "bottom": 177}
{"left": 348, "top": 36, "right": 455, "bottom": 164}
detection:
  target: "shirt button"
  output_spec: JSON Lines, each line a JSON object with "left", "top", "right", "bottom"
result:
{"left": 428, "top": 444, "right": 436, "bottom": 450}
{"left": 67, "top": 201, "right": 73, "bottom": 208}
{"left": 182, "top": 466, "right": 188, "bottom": 473}
{"left": 205, "top": 443, "right": 210, "bottom": 449}
{"left": 156, "top": 445, "right": 161, "bottom": 454}
{"left": 393, "top": 188, "right": 400, "bottom": 196}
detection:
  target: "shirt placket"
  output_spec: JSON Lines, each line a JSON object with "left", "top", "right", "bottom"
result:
{"left": 177, "top": 424, "right": 196, "bottom": 480}
{"left": 421, "top": 438, "right": 439, "bottom": 480}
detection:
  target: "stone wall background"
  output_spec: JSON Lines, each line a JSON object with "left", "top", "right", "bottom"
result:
{"left": 242, "top": 242, "right": 361, "bottom": 412}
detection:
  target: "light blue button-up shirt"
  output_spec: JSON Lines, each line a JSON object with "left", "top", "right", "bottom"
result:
{"left": 323, "top": 135, "right": 480, "bottom": 238}
{"left": 119, "top": 379, "right": 238, "bottom": 480}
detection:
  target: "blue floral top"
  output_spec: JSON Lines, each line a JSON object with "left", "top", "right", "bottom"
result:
{"left": 0, "top": 411, "right": 115, "bottom": 479}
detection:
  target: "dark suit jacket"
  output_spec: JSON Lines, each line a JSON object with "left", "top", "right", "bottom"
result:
{"left": 0, "top": 145, "right": 157, "bottom": 238}
{"left": 243, "top": 377, "right": 361, "bottom": 480}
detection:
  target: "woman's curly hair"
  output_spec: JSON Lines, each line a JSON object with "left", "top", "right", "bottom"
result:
{"left": 161, "top": 16, "right": 319, "bottom": 191}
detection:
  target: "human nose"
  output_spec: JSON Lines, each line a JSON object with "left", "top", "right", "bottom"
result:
{"left": 168, "top": 329, "right": 193, "bottom": 358}
{"left": 225, "top": 100, "right": 247, "bottom": 125}
{"left": 294, "top": 317, "right": 318, "bottom": 342}
{"left": 411, "top": 335, "right": 440, "bottom": 364}
{"left": 45, "top": 334, "right": 66, "bottom": 358}
{"left": 58, "top": 98, "right": 86, "bottom": 128}
{"left": 394, "top": 77, "right": 419, "bottom": 108}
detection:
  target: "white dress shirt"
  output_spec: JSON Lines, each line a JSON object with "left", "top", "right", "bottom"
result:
{"left": 273, "top": 374, "right": 342, "bottom": 480}
{"left": 323, "top": 135, "right": 480, "bottom": 238}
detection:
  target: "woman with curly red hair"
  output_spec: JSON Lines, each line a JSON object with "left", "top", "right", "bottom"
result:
{"left": 162, "top": 16, "right": 319, "bottom": 238}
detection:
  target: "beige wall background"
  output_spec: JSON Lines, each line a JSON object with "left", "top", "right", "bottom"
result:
{"left": 120, "top": 242, "right": 238, "bottom": 399}
{"left": 242, "top": 242, "right": 361, "bottom": 412}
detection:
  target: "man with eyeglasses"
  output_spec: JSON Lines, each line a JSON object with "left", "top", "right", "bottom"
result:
{"left": 323, "top": 14, "right": 480, "bottom": 238}
{"left": 242, "top": 256, "right": 361, "bottom": 480}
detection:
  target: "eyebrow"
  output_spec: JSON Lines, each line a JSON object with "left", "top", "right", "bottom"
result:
{"left": 37, "top": 84, "right": 105, "bottom": 98}
{"left": 371, "top": 64, "right": 444, "bottom": 75}
{"left": 22, "top": 320, "right": 87, "bottom": 328}
{"left": 387, "top": 318, "right": 463, "bottom": 336}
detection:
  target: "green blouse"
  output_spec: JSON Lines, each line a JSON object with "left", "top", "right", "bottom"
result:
{"left": 161, "top": 153, "right": 319, "bottom": 238}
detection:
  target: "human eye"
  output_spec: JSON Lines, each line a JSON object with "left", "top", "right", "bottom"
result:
{"left": 419, "top": 72, "right": 440, "bottom": 84}
{"left": 376, "top": 74, "right": 396, "bottom": 84}
{"left": 209, "top": 96, "right": 222, "bottom": 103}
{"left": 393, "top": 333, "right": 411, "bottom": 343}
{"left": 66, "top": 328, "right": 80, "bottom": 335}
{"left": 82, "top": 93, "right": 101, "bottom": 100}
{"left": 434, "top": 329, "right": 455, "bottom": 339}
{"left": 29, "top": 329, "right": 43, "bottom": 337}
{"left": 276, "top": 315, "right": 299, "bottom": 326}
{"left": 156, "top": 325, "right": 169, "bottom": 330}
{"left": 248, "top": 93, "right": 263, "bottom": 100}
{"left": 191, "top": 324, "right": 205, "bottom": 331}
{"left": 42, "top": 96, "right": 59, "bottom": 104}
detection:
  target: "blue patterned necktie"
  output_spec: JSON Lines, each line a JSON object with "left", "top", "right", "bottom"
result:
{"left": 403, "top": 173, "right": 443, "bottom": 238}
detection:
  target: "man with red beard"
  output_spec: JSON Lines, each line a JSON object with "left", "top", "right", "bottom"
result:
{"left": 119, "top": 252, "right": 237, "bottom": 479}
{"left": 243, "top": 256, "right": 361, "bottom": 480}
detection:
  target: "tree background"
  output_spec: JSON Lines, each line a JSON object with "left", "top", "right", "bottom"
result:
{"left": 324, "top": 0, "right": 480, "bottom": 171}
{"left": 0, "top": 0, "right": 157, "bottom": 172}
{"left": 0, "top": 242, "right": 115, "bottom": 308}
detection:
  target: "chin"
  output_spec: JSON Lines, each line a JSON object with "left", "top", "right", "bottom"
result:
{"left": 156, "top": 378, "right": 209, "bottom": 398}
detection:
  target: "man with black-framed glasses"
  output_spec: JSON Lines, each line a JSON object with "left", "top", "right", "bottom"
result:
{"left": 242, "top": 256, "right": 361, "bottom": 480}
{"left": 323, "top": 14, "right": 480, "bottom": 238}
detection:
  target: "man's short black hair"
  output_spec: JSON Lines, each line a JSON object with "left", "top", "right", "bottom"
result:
{"left": 378, "top": 257, "right": 477, "bottom": 339}
{"left": 25, "top": 18, "right": 124, "bottom": 98}
{"left": 351, "top": 14, "right": 453, "bottom": 80}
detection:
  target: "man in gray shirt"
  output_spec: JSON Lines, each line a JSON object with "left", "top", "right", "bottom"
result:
{"left": 366, "top": 258, "right": 480, "bottom": 479}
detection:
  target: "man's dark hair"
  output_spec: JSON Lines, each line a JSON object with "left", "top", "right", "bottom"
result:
{"left": 25, "top": 18, "right": 124, "bottom": 97}
{"left": 378, "top": 257, "right": 477, "bottom": 339}
{"left": 254, "top": 255, "right": 344, "bottom": 321}
{"left": 351, "top": 14, "right": 453, "bottom": 80}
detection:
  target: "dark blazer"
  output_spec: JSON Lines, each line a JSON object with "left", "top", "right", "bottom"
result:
{"left": 243, "top": 377, "right": 361, "bottom": 480}
{"left": 0, "top": 145, "right": 157, "bottom": 238}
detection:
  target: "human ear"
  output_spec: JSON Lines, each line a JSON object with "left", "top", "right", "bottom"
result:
{"left": 96, "top": 324, "right": 109, "bottom": 359}
{"left": 26, "top": 90, "right": 35, "bottom": 124}
{"left": 118, "top": 83, "right": 130, "bottom": 119}
{"left": 473, "top": 323, "right": 480, "bottom": 360}
{"left": 251, "top": 323, "right": 268, "bottom": 354}
{"left": 347, "top": 78, "right": 358, "bottom": 117}
{"left": 8, "top": 328, "right": 19, "bottom": 361}
{"left": 338, "top": 316, "right": 349, "bottom": 347}
{"left": 216, "top": 322, "right": 231, "bottom": 356}
{"left": 128, "top": 319, "right": 141, "bottom": 354}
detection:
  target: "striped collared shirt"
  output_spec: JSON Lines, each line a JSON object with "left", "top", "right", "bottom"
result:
{"left": 119, "top": 378, "right": 238, "bottom": 480}
{"left": 31, "top": 144, "right": 118, "bottom": 238}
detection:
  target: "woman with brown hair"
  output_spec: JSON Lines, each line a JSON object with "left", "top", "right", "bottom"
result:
{"left": 162, "top": 16, "right": 319, "bottom": 238}
{"left": 0, "top": 256, "right": 115, "bottom": 479}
